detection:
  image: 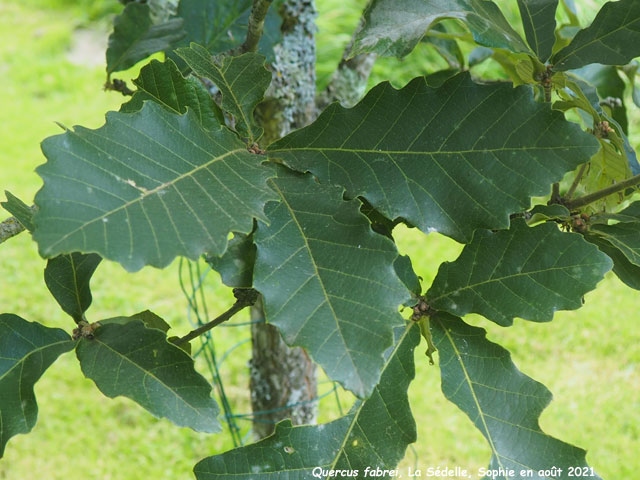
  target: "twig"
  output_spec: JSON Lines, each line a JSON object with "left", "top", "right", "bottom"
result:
{"left": 174, "top": 288, "right": 259, "bottom": 345}
{"left": 0, "top": 216, "right": 26, "bottom": 244}
{"left": 550, "top": 183, "right": 561, "bottom": 204}
{"left": 564, "top": 173, "right": 640, "bottom": 210}
{"left": 565, "top": 163, "right": 589, "bottom": 200}
{"left": 240, "top": 0, "right": 273, "bottom": 54}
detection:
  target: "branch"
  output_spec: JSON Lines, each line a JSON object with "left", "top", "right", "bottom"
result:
{"left": 240, "top": 0, "right": 273, "bottom": 54}
{"left": 564, "top": 173, "right": 640, "bottom": 210}
{"left": 0, "top": 216, "right": 26, "bottom": 244}
{"left": 173, "top": 288, "right": 259, "bottom": 345}
{"left": 317, "top": 15, "right": 376, "bottom": 110}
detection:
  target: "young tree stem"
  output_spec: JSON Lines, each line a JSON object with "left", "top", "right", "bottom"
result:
{"left": 564, "top": 173, "right": 640, "bottom": 210}
{"left": 565, "top": 163, "right": 589, "bottom": 200}
{"left": 241, "top": 0, "right": 273, "bottom": 54}
{"left": 0, "top": 216, "right": 26, "bottom": 244}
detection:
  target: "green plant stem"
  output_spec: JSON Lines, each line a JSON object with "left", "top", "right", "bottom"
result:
{"left": 551, "top": 183, "right": 561, "bottom": 204}
{"left": 565, "top": 163, "right": 589, "bottom": 200}
{"left": 565, "top": 173, "right": 640, "bottom": 210}
{"left": 0, "top": 216, "right": 26, "bottom": 244}
{"left": 174, "top": 288, "right": 258, "bottom": 345}
{"left": 240, "top": 0, "right": 273, "bottom": 53}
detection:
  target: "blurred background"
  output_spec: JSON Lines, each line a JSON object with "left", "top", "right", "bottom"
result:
{"left": 0, "top": 0, "right": 638, "bottom": 478}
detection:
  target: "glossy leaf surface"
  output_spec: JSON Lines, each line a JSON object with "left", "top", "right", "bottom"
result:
{"left": 586, "top": 233, "right": 640, "bottom": 290}
{"left": 269, "top": 73, "right": 599, "bottom": 243}
{"left": 590, "top": 222, "right": 640, "bottom": 266}
{"left": 0, "top": 314, "right": 74, "bottom": 457}
{"left": 76, "top": 320, "right": 220, "bottom": 432}
{"left": 193, "top": 324, "right": 419, "bottom": 479}
{"left": 44, "top": 252, "right": 102, "bottom": 323}
{"left": 34, "top": 101, "right": 276, "bottom": 271}
{"left": 428, "top": 219, "right": 612, "bottom": 326}
{"left": 106, "top": 3, "right": 184, "bottom": 75}
{"left": 552, "top": 0, "right": 640, "bottom": 71}
{"left": 431, "top": 313, "right": 601, "bottom": 479}
{"left": 517, "top": 0, "right": 558, "bottom": 61}
{"left": 177, "top": 45, "right": 271, "bottom": 142}
{"left": 253, "top": 171, "right": 410, "bottom": 397}
{"left": 351, "top": 0, "right": 530, "bottom": 58}
{"left": 120, "top": 59, "right": 224, "bottom": 130}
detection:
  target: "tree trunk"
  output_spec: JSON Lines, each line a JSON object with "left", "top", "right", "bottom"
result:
{"left": 249, "top": 0, "right": 319, "bottom": 440}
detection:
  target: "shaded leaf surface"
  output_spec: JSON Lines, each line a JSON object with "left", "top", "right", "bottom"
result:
{"left": 101, "top": 310, "right": 172, "bottom": 332}
{"left": 0, "top": 314, "right": 74, "bottom": 457}
{"left": 193, "top": 324, "right": 419, "bottom": 479}
{"left": 253, "top": 171, "right": 410, "bottom": 397}
{"left": 552, "top": 0, "right": 640, "bottom": 71}
{"left": 106, "top": 2, "right": 184, "bottom": 75}
{"left": 177, "top": 45, "right": 271, "bottom": 142}
{"left": 586, "top": 233, "right": 640, "bottom": 290}
{"left": 428, "top": 219, "right": 612, "bottom": 326}
{"left": 431, "top": 313, "right": 602, "bottom": 479}
{"left": 351, "top": 0, "right": 530, "bottom": 58}
{"left": 44, "top": 252, "right": 102, "bottom": 323}
{"left": 517, "top": 0, "right": 558, "bottom": 61}
{"left": 269, "top": 73, "right": 599, "bottom": 243}
{"left": 120, "top": 59, "right": 224, "bottom": 130}
{"left": 590, "top": 222, "right": 640, "bottom": 265}
{"left": 205, "top": 232, "right": 255, "bottom": 288}
{"left": 170, "top": 0, "right": 281, "bottom": 60}
{"left": 76, "top": 320, "right": 219, "bottom": 432}
{"left": 34, "top": 101, "right": 276, "bottom": 271}
{"left": 1, "top": 191, "right": 34, "bottom": 232}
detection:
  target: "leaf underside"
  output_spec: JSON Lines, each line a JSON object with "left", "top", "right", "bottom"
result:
{"left": 0, "top": 314, "right": 74, "bottom": 458}
{"left": 253, "top": 169, "right": 410, "bottom": 397}
{"left": 351, "top": 0, "right": 531, "bottom": 58}
{"left": 44, "top": 252, "right": 102, "bottom": 323}
{"left": 193, "top": 324, "right": 419, "bottom": 479}
{"left": 76, "top": 320, "right": 220, "bottom": 433}
{"left": 552, "top": 0, "right": 640, "bottom": 71}
{"left": 34, "top": 101, "right": 276, "bottom": 271}
{"left": 120, "top": 58, "right": 224, "bottom": 131}
{"left": 205, "top": 232, "right": 255, "bottom": 288}
{"left": 269, "top": 73, "right": 599, "bottom": 243}
{"left": 432, "top": 313, "right": 602, "bottom": 480}
{"left": 177, "top": 45, "right": 271, "bottom": 143}
{"left": 427, "top": 219, "right": 612, "bottom": 326}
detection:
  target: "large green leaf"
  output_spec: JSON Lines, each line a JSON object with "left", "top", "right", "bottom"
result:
{"left": 427, "top": 219, "right": 612, "bottom": 326}
{"left": 34, "top": 101, "right": 276, "bottom": 271}
{"left": 205, "top": 232, "right": 255, "bottom": 288}
{"left": 253, "top": 170, "right": 410, "bottom": 397}
{"left": 193, "top": 323, "right": 419, "bottom": 479}
{"left": 177, "top": 45, "right": 271, "bottom": 143}
{"left": 0, "top": 314, "right": 74, "bottom": 457}
{"left": 170, "top": 0, "right": 281, "bottom": 60}
{"left": 106, "top": 2, "right": 184, "bottom": 76}
{"left": 552, "top": 0, "right": 640, "bottom": 71}
{"left": 1, "top": 191, "right": 34, "bottom": 232}
{"left": 431, "top": 313, "right": 601, "bottom": 479}
{"left": 44, "top": 252, "right": 102, "bottom": 323}
{"left": 269, "top": 73, "right": 600, "bottom": 243}
{"left": 517, "top": 0, "right": 558, "bottom": 61}
{"left": 76, "top": 319, "right": 219, "bottom": 432}
{"left": 350, "top": 0, "right": 531, "bottom": 58}
{"left": 120, "top": 59, "right": 224, "bottom": 130}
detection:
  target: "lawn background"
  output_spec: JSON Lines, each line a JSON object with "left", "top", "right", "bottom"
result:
{"left": 0, "top": 0, "right": 638, "bottom": 478}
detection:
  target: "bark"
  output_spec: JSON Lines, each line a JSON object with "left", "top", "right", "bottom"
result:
{"left": 250, "top": 0, "right": 319, "bottom": 440}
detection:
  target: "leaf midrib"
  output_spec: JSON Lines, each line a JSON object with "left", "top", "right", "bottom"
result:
{"left": 0, "top": 340, "right": 73, "bottom": 383}
{"left": 270, "top": 145, "right": 591, "bottom": 155}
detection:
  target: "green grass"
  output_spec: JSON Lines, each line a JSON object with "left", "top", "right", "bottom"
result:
{"left": 1, "top": 0, "right": 639, "bottom": 479}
